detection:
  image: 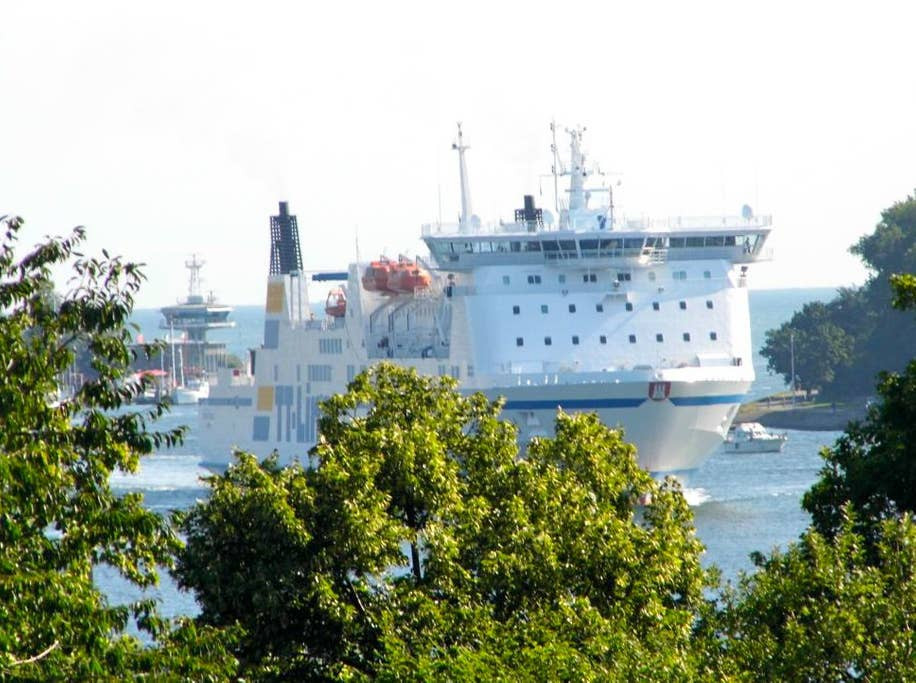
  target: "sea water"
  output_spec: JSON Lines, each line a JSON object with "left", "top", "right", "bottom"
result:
{"left": 109, "top": 287, "right": 844, "bottom": 618}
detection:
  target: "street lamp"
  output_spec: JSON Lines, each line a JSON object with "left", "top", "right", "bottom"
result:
{"left": 789, "top": 330, "right": 796, "bottom": 405}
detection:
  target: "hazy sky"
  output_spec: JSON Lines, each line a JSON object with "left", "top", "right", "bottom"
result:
{"left": 3, "top": 1, "right": 915, "bottom": 308}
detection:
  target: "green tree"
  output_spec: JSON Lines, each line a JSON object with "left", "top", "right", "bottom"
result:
{"left": 851, "top": 194, "right": 916, "bottom": 279}
{"left": 175, "top": 363, "right": 713, "bottom": 680}
{"left": 0, "top": 217, "right": 236, "bottom": 679}
{"left": 713, "top": 511, "right": 916, "bottom": 680}
{"left": 760, "top": 301, "right": 855, "bottom": 395}
{"left": 761, "top": 193, "right": 916, "bottom": 398}
{"left": 801, "top": 267, "right": 916, "bottom": 548}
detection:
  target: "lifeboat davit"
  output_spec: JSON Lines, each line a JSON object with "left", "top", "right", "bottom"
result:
{"left": 361, "top": 258, "right": 393, "bottom": 293}
{"left": 387, "top": 257, "right": 431, "bottom": 293}
{"left": 325, "top": 288, "right": 347, "bottom": 317}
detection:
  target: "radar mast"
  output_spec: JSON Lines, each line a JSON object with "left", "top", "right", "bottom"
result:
{"left": 452, "top": 123, "right": 473, "bottom": 233}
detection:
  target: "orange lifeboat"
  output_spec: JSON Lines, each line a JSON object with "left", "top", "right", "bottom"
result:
{"left": 361, "top": 257, "right": 393, "bottom": 292}
{"left": 388, "top": 257, "right": 431, "bottom": 293}
{"left": 325, "top": 288, "right": 347, "bottom": 317}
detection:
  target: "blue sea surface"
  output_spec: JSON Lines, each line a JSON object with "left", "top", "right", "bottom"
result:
{"left": 110, "top": 286, "right": 845, "bottom": 618}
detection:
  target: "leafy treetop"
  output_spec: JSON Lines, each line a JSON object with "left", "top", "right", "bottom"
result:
{"left": 176, "top": 363, "right": 712, "bottom": 680}
{"left": 0, "top": 216, "right": 235, "bottom": 680}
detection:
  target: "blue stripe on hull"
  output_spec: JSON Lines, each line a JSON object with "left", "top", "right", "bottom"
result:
{"left": 669, "top": 394, "right": 745, "bottom": 406}
{"left": 200, "top": 397, "right": 253, "bottom": 407}
{"left": 505, "top": 398, "right": 647, "bottom": 410}
{"left": 505, "top": 394, "right": 745, "bottom": 411}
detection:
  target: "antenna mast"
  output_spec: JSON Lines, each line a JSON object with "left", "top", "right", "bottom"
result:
{"left": 452, "top": 123, "right": 473, "bottom": 233}
{"left": 550, "top": 120, "right": 560, "bottom": 215}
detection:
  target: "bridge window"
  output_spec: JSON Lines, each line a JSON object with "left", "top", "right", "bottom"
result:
{"left": 679, "top": 301, "right": 687, "bottom": 310}
{"left": 502, "top": 275, "right": 510, "bottom": 285}
{"left": 656, "top": 333, "right": 664, "bottom": 343}
{"left": 568, "top": 304, "right": 576, "bottom": 313}
{"left": 617, "top": 272, "right": 631, "bottom": 282}
{"left": 572, "top": 335, "right": 580, "bottom": 345}
{"left": 709, "top": 331, "right": 718, "bottom": 341}
{"left": 652, "top": 302, "right": 660, "bottom": 311}
{"left": 683, "top": 332, "right": 691, "bottom": 342}
{"left": 527, "top": 274, "right": 542, "bottom": 284}
{"left": 516, "top": 337, "right": 524, "bottom": 347}
{"left": 582, "top": 273, "right": 597, "bottom": 283}
{"left": 541, "top": 304, "right": 549, "bottom": 314}
{"left": 544, "top": 336, "right": 552, "bottom": 346}
{"left": 704, "top": 270, "right": 712, "bottom": 279}
{"left": 706, "top": 300, "right": 714, "bottom": 309}
{"left": 599, "top": 335, "right": 607, "bottom": 344}
{"left": 512, "top": 305, "right": 520, "bottom": 315}
{"left": 629, "top": 334, "right": 637, "bottom": 343}
{"left": 625, "top": 302, "right": 633, "bottom": 312}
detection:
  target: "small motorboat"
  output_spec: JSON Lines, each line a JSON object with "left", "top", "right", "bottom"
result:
{"left": 724, "top": 422, "right": 788, "bottom": 453}
{"left": 170, "top": 376, "right": 210, "bottom": 405}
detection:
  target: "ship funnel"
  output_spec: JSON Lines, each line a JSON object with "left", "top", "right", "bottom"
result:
{"left": 514, "top": 194, "right": 543, "bottom": 233}
{"left": 265, "top": 201, "right": 309, "bottom": 337}
{"left": 269, "top": 201, "right": 303, "bottom": 275}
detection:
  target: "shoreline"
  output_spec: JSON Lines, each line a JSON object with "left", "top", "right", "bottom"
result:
{"left": 736, "top": 394, "right": 867, "bottom": 432}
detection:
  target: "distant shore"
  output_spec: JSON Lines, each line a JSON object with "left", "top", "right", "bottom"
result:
{"left": 736, "top": 393, "right": 867, "bottom": 431}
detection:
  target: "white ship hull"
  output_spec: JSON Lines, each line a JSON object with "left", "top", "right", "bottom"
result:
{"left": 199, "top": 371, "right": 751, "bottom": 474}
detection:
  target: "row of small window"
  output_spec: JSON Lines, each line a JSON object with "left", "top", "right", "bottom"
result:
{"left": 512, "top": 270, "right": 712, "bottom": 286}
{"left": 318, "top": 338, "right": 343, "bottom": 354}
{"left": 512, "top": 300, "right": 715, "bottom": 315}
{"left": 515, "top": 331, "right": 719, "bottom": 346}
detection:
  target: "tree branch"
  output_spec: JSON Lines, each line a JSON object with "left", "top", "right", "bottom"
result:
{"left": 8, "top": 640, "right": 59, "bottom": 666}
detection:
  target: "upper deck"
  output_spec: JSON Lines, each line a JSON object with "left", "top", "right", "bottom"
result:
{"left": 423, "top": 124, "right": 773, "bottom": 271}
{"left": 422, "top": 215, "right": 772, "bottom": 270}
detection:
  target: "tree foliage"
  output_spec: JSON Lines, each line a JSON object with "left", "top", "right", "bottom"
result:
{"left": 761, "top": 301, "right": 855, "bottom": 392}
{"left": 761, "top": 193, "right": 916, "bottom": 397}
{"left": 176, "top": 363, "right": 713, "bottom": 680}
{"left": 713, "top": 511, "right": 916, "bottom": 680}
{"left": 800, "top": 264, "right": 916, "bottom": 550}
{"left": 0, "top": 216, "right": 235, "bottom": 680}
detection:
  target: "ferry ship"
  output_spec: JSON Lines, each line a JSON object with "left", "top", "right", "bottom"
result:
{"left": 199, "top": 125, "right": 772, "bottom": 473}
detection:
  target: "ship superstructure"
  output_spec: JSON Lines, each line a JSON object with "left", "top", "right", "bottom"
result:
{"left": 199, "top": 126, "right": 772, "bottom": 473}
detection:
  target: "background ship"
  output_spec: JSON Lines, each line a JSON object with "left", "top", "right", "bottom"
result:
{"left": 130, "top": 255, "right": 236, "bottom": 403}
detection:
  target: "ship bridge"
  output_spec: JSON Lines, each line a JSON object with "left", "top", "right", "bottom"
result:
{"left": 423, "top": 217, "right": 773, "bottom": 271}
